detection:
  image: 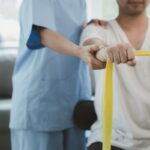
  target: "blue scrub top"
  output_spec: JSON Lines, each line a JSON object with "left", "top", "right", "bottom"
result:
{"left": 10, "top": 0, "right": 92, "bottom": 131}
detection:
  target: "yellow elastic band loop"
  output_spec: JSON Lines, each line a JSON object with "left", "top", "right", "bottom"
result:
{"left": 102, "top": 51, "right": 150, "bottom": 150}
{"left": 135, "top": 51, "right": 150, "bottom": 56}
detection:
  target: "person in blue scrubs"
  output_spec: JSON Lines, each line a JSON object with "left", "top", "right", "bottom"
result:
{"left": 10, "top": 0, "right": 103, "bottom": 150}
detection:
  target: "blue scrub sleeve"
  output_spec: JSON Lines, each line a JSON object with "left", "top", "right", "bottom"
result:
{"left": 27, "top": 25, "right": 45, "bottom": 50}
{"left": 26, "top": 0, "right": 56, "bottom": 50}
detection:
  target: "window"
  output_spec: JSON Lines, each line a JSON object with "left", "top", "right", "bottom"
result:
{"left": 0, "top": 0, "right": 21, "bottom": 49}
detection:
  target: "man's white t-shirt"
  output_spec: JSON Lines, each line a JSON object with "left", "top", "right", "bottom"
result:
{"left": 80, "top": 20, "right": 150, "bottom": 150}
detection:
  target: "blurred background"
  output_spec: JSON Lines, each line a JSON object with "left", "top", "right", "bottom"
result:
{"left": 0, "top": 0, "right": 150, "bottom": 51}
{"left": 0, "top": 0, "right": 150, "bottom": 150}
{"left": 0, "top": 0, "right": 21, "bottom": 49}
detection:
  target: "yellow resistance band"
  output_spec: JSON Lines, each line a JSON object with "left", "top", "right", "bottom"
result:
{"left": 102, "top": 51, "right": 150, "bottom": 150}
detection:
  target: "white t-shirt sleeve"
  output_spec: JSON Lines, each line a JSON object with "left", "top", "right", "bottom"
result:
{"left": 20, "top": 0, "right": 56, "bottom": 49}
{"left": 80, "top": 23, "right": 106, "bottom": 45}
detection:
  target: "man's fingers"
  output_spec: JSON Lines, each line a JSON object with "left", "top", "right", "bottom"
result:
{"left": 84, "top": 43, "right": 136, "bottom": 68}
{"left": 113, "top": 48, "right": 121, "bottom": 64}
{"left": 126, "top": 47, "right": 135, "bottom": 61}
{"left": 125, "top": 46, "right": 136, "bottom": 66}
{"left": 108, "top": 44, "right": 135, "bottom": 65}
{"left": 127, "top": 59, "right": 136, "bottom": 66}
{"left": 120, "top": 48, "right": 128, "bottom": 63}
{"left": 107, "top": 48, "right": 114, "bottom": 62}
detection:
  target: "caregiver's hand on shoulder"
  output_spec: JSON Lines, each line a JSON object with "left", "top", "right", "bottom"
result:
{"left": 83, "top": 19, "right": 108, "bottom": 28}
{"left": 78, "top": 45, "right": 105, "bottom": 69}
{"left": 96, "top": 43, "right": 136, "bottom": 66}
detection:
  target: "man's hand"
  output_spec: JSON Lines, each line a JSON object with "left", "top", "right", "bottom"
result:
{"left": 83, "top": 19, "right": 108, "bottom": 28}
{"left": 78, "top": 45, "right": 106, "bottom": 69}
{"left": 96, "top": 43, "right": 136, "bottom": 66}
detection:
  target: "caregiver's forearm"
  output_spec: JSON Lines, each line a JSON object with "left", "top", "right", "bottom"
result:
{"left": 40, "top": 28, "right": 80, "bottom": 57}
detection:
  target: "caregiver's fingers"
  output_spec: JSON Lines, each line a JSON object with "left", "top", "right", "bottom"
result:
{"left": 89, "top": 45, "right": 100, "bottom": 53}
{"left": 83, "top": 19, "right": 108, "bottom": 28}
{"left": 89, "top": 55, "right": 106, "bottom": 70}
{"left": 79, "top": 45, "right": 106, "bottom": 69}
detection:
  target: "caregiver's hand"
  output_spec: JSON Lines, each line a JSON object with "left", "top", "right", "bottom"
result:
{"left": 78, "top": 45, "right": 105, "bottom": 69}
{"left": 83, "top": 19, "right": 107, "bottom": 28}
{"left": 96, "top": 43, "right": 136, "bottom": 66}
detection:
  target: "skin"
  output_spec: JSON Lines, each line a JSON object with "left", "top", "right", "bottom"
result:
{"left": 83, "top": 0, "right": 150, "bottom": 68}
{"left": 39, "top": 20, "right": 107, "bottom": 70}
{"left": 40, "top": 28, "right": 102, "bottom": 69}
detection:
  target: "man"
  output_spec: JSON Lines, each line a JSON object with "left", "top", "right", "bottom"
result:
{"left": 9, "top": 0, "right": 105, "bottom": 150}
{"left": 81, "top": 0, "right": 150, "bottom": 149}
